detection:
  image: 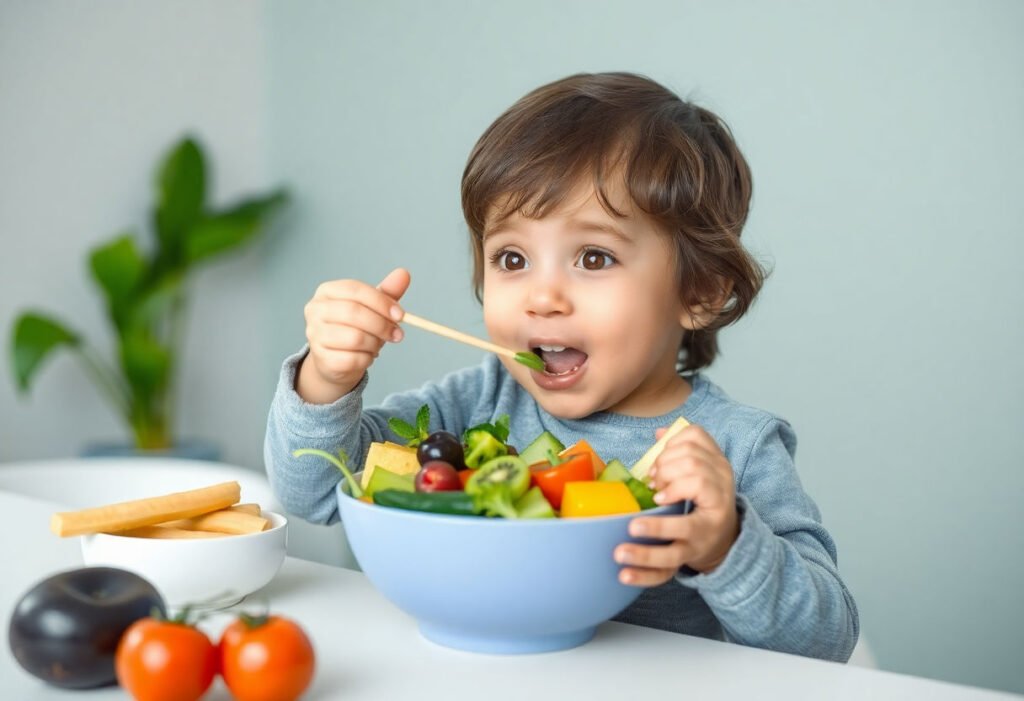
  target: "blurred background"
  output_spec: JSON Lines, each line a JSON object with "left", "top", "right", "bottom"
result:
{"left": 1, "top": 0, "right": 1022, "bottom": 694}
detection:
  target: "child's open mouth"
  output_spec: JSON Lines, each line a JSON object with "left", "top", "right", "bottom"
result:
{"left": 530, "top": 344, "right": 589, "bottom": 390}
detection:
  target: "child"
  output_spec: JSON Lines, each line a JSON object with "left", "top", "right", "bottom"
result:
{"left": 265, "top": 72, "right": 859, "bottom": 662}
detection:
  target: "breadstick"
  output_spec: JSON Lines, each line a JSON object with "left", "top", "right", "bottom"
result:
{"left": 159, "top": 507, "right": 269, "bottom": 534}
{"left": 114, "top": 525, "right": 226, "bottom": 539}
{"left": 629, "top": 416, "right": 691, "bottom": 481}
{"left": 229, "top": 503, "right": 261, "bottom": 516}
{"left": 51, "top": 481, "right": 241, "bottom": 537}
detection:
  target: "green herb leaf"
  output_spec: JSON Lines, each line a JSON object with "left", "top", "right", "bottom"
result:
{"left": 416, "top": 404, "right": 430, "bottom": 436}
{"left": 388, "top": 404, "right": 431, "bottom": 446}
{"left": 387, "top": 417, "right": 420, "bottom": 441}
{"left": 514, "top": 351, "right": 545, "bottom": 372}
{"left": 495, "top": 414, "right": 510, "bottom": 443}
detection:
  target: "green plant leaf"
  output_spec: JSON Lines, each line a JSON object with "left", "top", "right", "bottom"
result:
{"left": 387, "top": 417, "right": 420, "bottom": 441}
{"left": 184, "top": 190, "right": 288, "bottom": 264}
{"left": 90, "top": 233, "right": 146, "bottom": 330}
{"left": 10, "top": 313, "right": 81, "bottom": 393}
{"left": 495, "top": 414, "right": 510, "bottom": 443}
{"left": 416, "top": 404, "right": 430, "bottom": 435}
{"left": 154, "top": 136, "right": 206, "bottom": 265}
{"left": 119, "top": 331, "right": 171, "bottom": 406}
{"left": 129, "top": 270, "right": 183, "bottom": 329}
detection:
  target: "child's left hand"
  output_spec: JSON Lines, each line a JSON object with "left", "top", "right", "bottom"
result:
{"left": 615, "top": 424, "right": 740, "bottom": 587}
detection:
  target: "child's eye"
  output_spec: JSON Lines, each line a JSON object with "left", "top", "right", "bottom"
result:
{"left": 577, "top": 248, "right": 616, "bottom": 271}
{"left": 489, "top": 249, "right": 528, "bottom": 272}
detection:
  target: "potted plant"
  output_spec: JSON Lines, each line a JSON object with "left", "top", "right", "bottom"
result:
{"left": 9, "top": 135, "right": 288, "bottom": 457}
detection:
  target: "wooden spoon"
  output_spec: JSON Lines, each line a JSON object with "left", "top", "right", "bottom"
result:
{"left": 400, "top": 312, "right": 545, "bottom": 371}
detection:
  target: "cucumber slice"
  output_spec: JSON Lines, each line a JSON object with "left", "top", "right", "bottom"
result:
{"left": 519, "top": 430, "right": 565, "bottom": 467}
{"left": 513, "top": 486, "right": 556, "bottom": 519}
{"left": 365, "top": 465, "right": 417, "bottom": 499}
{"left": 598, "top": 459, "right": 631, "bottom": 483}
{"left": 625, "top": 477, "right": 658, "bottom": 510}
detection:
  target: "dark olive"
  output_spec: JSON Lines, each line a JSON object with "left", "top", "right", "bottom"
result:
{"left": 417, "top": 431, "right": 465, "bottom": 470}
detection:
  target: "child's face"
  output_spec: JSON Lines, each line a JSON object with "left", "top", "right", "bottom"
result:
{"left": 482, "top": 180, "right": 692, "bottom": 419}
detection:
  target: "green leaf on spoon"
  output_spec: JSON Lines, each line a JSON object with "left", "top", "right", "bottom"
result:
{"left": 514, "top": 351, "right": 545, "bottom": 372}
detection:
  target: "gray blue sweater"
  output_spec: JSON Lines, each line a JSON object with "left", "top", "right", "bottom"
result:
{"left": 265, "top": 350, "right": 859, "bottom": 662}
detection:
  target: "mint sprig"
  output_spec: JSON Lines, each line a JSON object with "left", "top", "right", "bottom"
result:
{"left": 387, "top": 404, "right": 431, "bottom": 447}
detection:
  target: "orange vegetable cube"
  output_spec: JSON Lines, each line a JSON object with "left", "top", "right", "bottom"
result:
{"left": 559, "top": 439, "right": 606, "bottom": 478}
{"left": 560, "top": 481, "right": 640, "bottom": 518}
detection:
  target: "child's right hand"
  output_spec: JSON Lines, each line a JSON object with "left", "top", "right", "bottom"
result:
{"left": 296, "top": 268, "right": 411, "bottom": 404}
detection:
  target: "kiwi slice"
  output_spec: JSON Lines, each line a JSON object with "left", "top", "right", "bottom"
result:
{"left": 466, "top": 454, "right": 531, "bottom": 501}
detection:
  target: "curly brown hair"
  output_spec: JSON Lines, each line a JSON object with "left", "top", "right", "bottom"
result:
{"left": 462, "top": 72, "right": 766, "bottom": 372}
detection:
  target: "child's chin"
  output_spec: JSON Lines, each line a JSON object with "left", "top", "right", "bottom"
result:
{"left": 528, "top": 392, "right": 599, "bottom": 420}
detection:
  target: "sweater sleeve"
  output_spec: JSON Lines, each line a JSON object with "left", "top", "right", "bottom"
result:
{"left": 674, "top": 418, "right": 860, "bottom": 662}
{"left": 263, "top": 348, "right": 490, "bottom": 525}
{"left": 263, "top": 349, "right": 373, "bottom": 525}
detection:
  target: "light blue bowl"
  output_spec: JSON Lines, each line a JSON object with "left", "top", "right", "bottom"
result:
{"left": 336, "top": 479, "right": 687, "bottom": 654}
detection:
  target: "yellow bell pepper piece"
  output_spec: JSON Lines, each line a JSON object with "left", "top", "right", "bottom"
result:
{"left": 560, "top": 481, "right": 640, "bottom": 518}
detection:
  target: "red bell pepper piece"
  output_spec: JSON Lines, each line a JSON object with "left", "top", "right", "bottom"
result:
{"left": 530, "top": 452, "right": 593, "bottom": 510}
{"left": 559, "top": 439, "right": 605, "bottom": 478}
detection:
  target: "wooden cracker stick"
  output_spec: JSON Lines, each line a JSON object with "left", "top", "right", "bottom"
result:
{"left": 159, "top": 507, "right": 269, "bottom": 535}
{"left": 629, "top": 417, "right": 691, "bottom": 481}
{"left": 51, "top": 481, "right": 241, "bottom": 537}
{"left": 114, "top": 525, "right": 226, "bottom": 539}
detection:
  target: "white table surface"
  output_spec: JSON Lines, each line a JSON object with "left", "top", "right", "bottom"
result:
{"left": 1, "top": 490, "right": 1018, "bottom": 701}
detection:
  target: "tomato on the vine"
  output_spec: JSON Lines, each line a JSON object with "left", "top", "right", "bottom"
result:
{"left": 115, "top": 617, "right": 217, "bottom": 701}
{"left": 219, "top": 614, "right": 315, "bottom": 701}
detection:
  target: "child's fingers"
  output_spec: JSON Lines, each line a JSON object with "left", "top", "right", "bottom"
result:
{"left": 312, "top": 299, "right": 402, "bottom": 343}
{"left": 308, "top": 349, "right": 378, "bottom": 379}
{"left": 653, "top": 472, "right": 727, "bottom": 510}
{"left": 315, "top": 278, "right": 406, "bottom": 323}
{"left": 627, "top": 513, "right": 695, "bottom": 542}
{"left": 376, "top": 267, "right": 411, "bottom": 302}
{"left": 647, "top": 441, "right": 716, "bottom": 484}
{"left": 615, "top": 540, "right": 692, "bottom": 578}
{"left": 315, "top": 325, "right": 391, "bottom": 354}
{"left": 618, "top": 565, "right": 677, "bottom": 588}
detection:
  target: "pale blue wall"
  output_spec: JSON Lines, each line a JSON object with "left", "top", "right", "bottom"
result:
{"left": 263, "top": 1, "right": 1024, "bottom": 693}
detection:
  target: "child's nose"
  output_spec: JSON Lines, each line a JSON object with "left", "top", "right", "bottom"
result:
{"left": 526, "top": 276, "right": 572, "bottom": 317}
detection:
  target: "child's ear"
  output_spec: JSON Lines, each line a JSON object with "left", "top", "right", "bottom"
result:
{"left": 679, "top": 280, "right": 734, "bottom": 331}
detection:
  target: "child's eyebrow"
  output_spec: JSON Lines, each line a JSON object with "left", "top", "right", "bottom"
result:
{"left": 482, "top": 223, "right": 516, "bottom": 241}
{"left": 481, "top": 217, "right": 635, "bottom": 244}
{"left": 566, "top": 218, "right": 634, "bottom": 244}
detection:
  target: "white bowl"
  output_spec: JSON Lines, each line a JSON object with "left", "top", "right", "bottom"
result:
{"left": 80, "top": 512, "right": 288, "bottom": 609}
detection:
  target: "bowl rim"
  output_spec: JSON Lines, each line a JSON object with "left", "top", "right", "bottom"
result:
{"left": 335, "top": 480, "right": 687, "bottom": 527}
{"left": 83, "top": 510, "right": 288, "bottom": 543}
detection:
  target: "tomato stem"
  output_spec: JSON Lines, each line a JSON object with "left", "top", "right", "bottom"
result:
{"left": 240, "top": 611, "right": 270, "bottom": 629}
